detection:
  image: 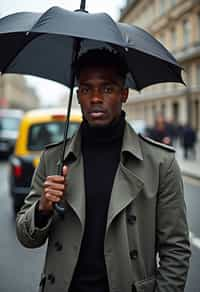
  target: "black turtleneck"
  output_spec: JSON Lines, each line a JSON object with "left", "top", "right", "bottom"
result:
{"left": 69, "top": 112, "right": 125, "bottom": 292}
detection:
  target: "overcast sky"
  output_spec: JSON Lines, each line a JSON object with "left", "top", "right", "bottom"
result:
{"left": 1, "top": 0, "right": 126, "bottom": 106}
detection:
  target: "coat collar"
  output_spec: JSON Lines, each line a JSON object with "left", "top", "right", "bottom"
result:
{"left": 64, "top": 122, "right": 143, "bottom": 162}
{"left": 121, "top": 122, "right": 143, "bottom": 161}
{"left": 64, "top": 126, "right": 82, "bottom": 162}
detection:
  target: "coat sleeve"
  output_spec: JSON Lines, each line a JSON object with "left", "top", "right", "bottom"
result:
{"left": 16, "top": 151, "right": 52, "bottom": 248}
{"left": 155, "top": 155, "right": 191, "bottom": 292}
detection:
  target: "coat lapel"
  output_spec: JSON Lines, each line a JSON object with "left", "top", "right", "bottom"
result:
{"left": 106, "top": 162, "right": 144, "bottom": 231}
{"left": 106, "top": 123, "right": 144, "bottom": 231}
{"left": 65, "top": 156, "right": 85, "bottom": 228}
{"left": 63, "top": 129, "right": 85, "bottom": 228}
{"left": 62, "top": 123, "right": 144, "bottom": 232}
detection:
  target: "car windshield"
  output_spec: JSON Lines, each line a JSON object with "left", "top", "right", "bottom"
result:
{"left": 28, "top": 121, "right": 79, "bottom": 151}
{"left": 0, "top": 117, "right": 21, "bottom": 131}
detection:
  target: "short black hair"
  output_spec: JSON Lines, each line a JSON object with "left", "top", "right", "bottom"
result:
{"left": 75, "top": 49, "right": 128, "bottom": 83}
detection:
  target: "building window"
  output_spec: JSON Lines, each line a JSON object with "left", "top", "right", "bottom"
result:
{"left": 183, "top": 19, "right": 191, "bottom": 48}
{"left": 171, "top": 0, "right": 176, "bottom": 7}
{"left": 152, "top": 104, "right": 156, "bottom": 119}
{"left": 172, "top": 102, "right": 179, "bottom": 123}
{"left": 161, "top": 103, "right": 166, "bottom": 117}
{"left": 186, "top": 66, "right": 192, "bottom": 87}
{"left": 127, "top": 0, "right": 134, "bottom": 5}
{"left": 198, "top": 13, "right": 200, "bottom": 41}
{"left": 197, "top": 63, "right": 200, "bottom": 86}
{"left": 171, "top": 27, "right": 177, "bottom": 51}
{"left": 194, "top": 99, "right": 200, "bottom": 130}
{"left": 160, "top": 0, "right": 166, "bottom": 15}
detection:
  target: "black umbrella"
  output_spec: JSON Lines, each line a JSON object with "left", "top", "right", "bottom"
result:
{"left": 0, "top": 0, "right": 184, "bottom": 214}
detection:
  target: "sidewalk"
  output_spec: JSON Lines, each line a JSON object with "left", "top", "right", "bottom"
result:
{"left": 175, "top": 141, "right": 200, "bottom": 180}
{"left": 177, "top": 158, "right": 200, "bottom": 180}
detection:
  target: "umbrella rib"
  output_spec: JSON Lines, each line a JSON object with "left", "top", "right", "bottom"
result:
{"left": 165, "top": 61, "right": 185, "bottom": 85}
{"left": 128, "top": 69, "right": 140, "bottom": 91}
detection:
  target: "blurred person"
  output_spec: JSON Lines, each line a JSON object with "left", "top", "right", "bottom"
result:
{"left": 166, "top": 118, "right": 178, "bottom": 146}
{"left": 16, "top": 49, "right": 190, "bottom": 292}
{"left": 149, "top": 113, "right": 172, "bottom": 145}
{"left": 177, "top": 123, "right": 184, "bottom": 143}
{"left": 181, "top": 123, "right": 197, "bottom": 160}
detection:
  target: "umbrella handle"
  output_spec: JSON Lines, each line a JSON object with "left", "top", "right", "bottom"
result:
{"left": 54, "top": 202, "right": 65, "bottom": 215}
{"left": 54, "top": 160, "right": 65, "bottom": 216}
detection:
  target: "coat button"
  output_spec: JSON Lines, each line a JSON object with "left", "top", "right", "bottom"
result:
{"left": 127, "top": 214, "right": 136, "bottom": 224}
{"left": 130, "top": 249, "right": 138, "bottom": 260}
{"left": 47, "top": 273, "right": 55, "bottom": 284}
{"left": 55, "top": 241, "right": 63, "bottom": 251}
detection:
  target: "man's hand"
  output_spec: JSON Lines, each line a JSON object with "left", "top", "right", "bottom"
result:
{"left": 38, "top": 165, "right": 68, "bottom": 212}
{"left": 162, "top": 136, "right": 171, "bottom": 145}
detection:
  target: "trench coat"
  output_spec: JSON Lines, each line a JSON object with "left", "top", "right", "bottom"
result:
{"left": 16, "top": 122, "right": 191, "bottom": 292}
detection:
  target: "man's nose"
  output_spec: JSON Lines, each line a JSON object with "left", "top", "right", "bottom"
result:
{"left": 90, "top": 88, "right": 103, "bottom": 103}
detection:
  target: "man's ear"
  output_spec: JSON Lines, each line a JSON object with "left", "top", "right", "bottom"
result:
{"left": 121, "top": 88, "right": 129, "bottom": 103}
{"left": 76, "top": 89, "right": 80, "bottom": 104}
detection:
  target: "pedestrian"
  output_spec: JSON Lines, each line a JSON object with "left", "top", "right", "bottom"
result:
{"left": 149, "top": 113, "right": 172, "bottom": 145}
{"left": 16, "top": 49, "right": 191, "bottom": 292}
{"left": 181, "top": 123, "right": 197, "bottom": 160}
{"left": 166, "top": 118, "right": 178, "bottom": 146}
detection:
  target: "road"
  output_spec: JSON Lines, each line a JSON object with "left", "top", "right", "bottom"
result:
{"left": 0, "top": 160, "right": 199, "bottom": 291}
{"left": 0, "top": 160, "right": 46, "bottom": 292}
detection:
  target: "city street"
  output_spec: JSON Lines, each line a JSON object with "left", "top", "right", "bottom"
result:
{"left": 0, "top": 160, "right": 46, "bottom": 292}
{"left": 0, "top": 159, "right": 200, "bottom": 291}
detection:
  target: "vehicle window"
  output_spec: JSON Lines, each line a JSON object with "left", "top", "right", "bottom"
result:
{"left": 28, "top": 122, "right": 79, "bottom": 151}
{"left": 0, "top": 117, "right": 21, "bottom": 131}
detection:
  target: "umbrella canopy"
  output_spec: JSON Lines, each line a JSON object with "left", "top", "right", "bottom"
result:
{"left": 0, "top": 3, "right": 184, "bottom": 214}
{"left": 0, "top": 6, "right": 183, "bottom": 91}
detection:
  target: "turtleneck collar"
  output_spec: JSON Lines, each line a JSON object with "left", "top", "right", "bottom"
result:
{"left": 81, "top": 111, "right": 125, "bottom": 145}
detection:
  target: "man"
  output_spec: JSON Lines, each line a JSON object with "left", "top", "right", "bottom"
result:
{"left": 16, "top": 49, "right": 190, "bottom": 292}
{"left": 149, "top": 114, "right": 172, "bottom": 146}
{"left": 181, "top": 123, "right": 197, "bottom": 160}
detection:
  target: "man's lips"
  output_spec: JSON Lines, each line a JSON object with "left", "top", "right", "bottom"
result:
{"left": 88, "top": 109, "right": 106, "bottom": 118}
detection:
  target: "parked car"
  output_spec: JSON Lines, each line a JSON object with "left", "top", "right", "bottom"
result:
{"left": 0, "top": 109, "right": 24, "bottom": 157}
{"left": 9, "top": 107, "right": 82, "bottom": 213}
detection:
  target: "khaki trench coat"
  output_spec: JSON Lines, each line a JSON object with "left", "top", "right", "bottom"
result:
{"left": 16, "top": 122, "right": 191, "bottom": 292}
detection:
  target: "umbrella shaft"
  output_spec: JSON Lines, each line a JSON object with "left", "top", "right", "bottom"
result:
{"left": 55, "top": 38, "right": 81, "bottom": 215}
{"left": 80, "top": 0, "right": 86, "bottom": 10}
{"left": 61, "top": 38, "right": 81, "bottom": 168}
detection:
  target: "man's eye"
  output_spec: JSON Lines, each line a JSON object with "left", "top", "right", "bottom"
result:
{"left": 80, "top": 87, "right": 89, "bottom": 94}
{"left": 103, "top": 86, "right": 114, "bottom": 94}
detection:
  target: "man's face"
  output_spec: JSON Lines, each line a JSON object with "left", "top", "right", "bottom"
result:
{"left": 77, "top": 66, "right": 128, "bottom": 127}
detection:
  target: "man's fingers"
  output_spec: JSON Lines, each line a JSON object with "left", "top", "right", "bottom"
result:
{"left": 44, "top": 181, "right": 65, "bottom": 190}
{"left": 46, "top": 175, "right": 65, "bottom": 183}
{"left": 45, "top": 193, "right": 61, "bottom": 202}
{"left": 44, "top": 188, "right": 64, "bottom": 197}
{"left": 41, "top": 166, "right": 68, "bottom": 211}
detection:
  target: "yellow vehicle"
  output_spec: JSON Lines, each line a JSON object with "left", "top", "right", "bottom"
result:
{"left": 9, "top": 107, "right": 82, "bottom": 213}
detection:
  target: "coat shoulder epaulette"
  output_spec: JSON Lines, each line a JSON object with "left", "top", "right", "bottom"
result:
{"left": 45, "top": 140, "right": 64, "bottom": 149}
{"left": 139, "top": 134, "right": 176, "bottom": 152}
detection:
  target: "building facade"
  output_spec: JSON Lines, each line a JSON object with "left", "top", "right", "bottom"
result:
{"left": 0, "top": 74, "right": 39, "bottom": 110}
{"left": 120, "top": 0, "right": 200, "bottom": 132}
